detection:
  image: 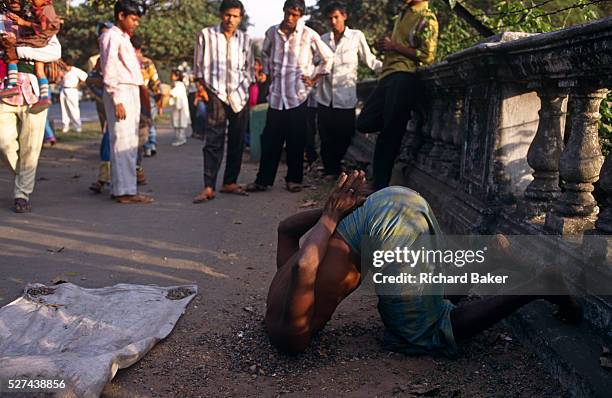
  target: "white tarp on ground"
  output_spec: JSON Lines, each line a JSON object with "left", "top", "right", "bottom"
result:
{"left": 0, "top": 283, "right": 197, "bottom": 397}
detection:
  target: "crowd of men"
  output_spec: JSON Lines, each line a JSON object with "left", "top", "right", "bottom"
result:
{"left": 0, "top": 0, "right": 439, "bottom": 211}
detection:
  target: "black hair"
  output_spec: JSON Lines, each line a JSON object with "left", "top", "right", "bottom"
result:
{"left": 171, "top": 69, "right": 183, "bottom": 81}
{"left": 131, "top": 35, "right": 144, "bottom": 50}
{"left": 96, "top": 21, "right": 113, "bottom": 36}
{"left": 305, "top": 20, "right": 325, "bottom": 35}
{"left": 324, "top": 2, "right": 347, "bottom": 16}
{"left": 114, "top": 0, "right": 145, "bottom": 20}
{"left": 219, "top": 0, "right": 245, "bottom": 16}
{"left": 283, "top": 0, "right": 306, "bottom": 14}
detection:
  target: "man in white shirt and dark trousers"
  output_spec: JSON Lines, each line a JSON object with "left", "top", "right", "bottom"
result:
{"left": 316, "top": 2, "right": 382, "bottom": 179}
{"left": 247, "top": 0, "right": 333, "bottom": 194}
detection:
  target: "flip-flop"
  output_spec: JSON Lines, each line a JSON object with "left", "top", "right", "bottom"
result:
{"left": 286, "top": 183, "right": 302, "bottom": 193}
{"left": 115, "top": 194, "right": 154, "bottom": 204}
{"left": 245, "top": 183, "right": 268, "bottom": 193}
{"left": 89, "top": 181, "right": 105, "bottom": 194}
{"left": 193, "top": 194, "right": 215, "bottom": 204}
{"left": 14, "top": 198, "right": 32, "bottom": 213}
{"left": 220, "top": 186, "right": 249, "bottom": 196}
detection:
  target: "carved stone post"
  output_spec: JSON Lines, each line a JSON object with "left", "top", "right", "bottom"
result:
{"left": 424, "top": 96, "right": 446, "bottom": 172}
{"left": 441, "top": 90, "right": 464, "bottom": 179}
{"left": 545, "top": 87, "right": 609, "bottom": 234}
{"left": 518, "top": 84, "right": 568, "bottom": 218}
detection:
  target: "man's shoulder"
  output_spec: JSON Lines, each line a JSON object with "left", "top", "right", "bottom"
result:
{"left": 419, "top": 8, "right": 438, "bottom": 22}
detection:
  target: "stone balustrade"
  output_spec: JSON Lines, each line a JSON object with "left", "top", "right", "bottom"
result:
{"left": 363, "top": 17, "right": 612, "bottom": 239}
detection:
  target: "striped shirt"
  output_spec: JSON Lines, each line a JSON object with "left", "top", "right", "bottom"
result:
{"left": 194, "top": 25, "right": 254, "bottom": 113}
{"left": 262, "top": 20, "right": 334, "bottom": 110}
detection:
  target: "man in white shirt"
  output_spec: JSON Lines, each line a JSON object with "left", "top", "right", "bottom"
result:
{"left": 246, "top": 0, "right": 333, "bottom": 194}
{"left": 316, "top": 2, "right": 382, "bottom": 178}
{"left": 59, "top": 60, "right": 89, "bottom": 133}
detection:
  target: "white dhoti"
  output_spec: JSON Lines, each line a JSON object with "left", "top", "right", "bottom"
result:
{"left": 103, "top": 84, "right": 141, "bottom": 197}
{"left": 60, "top": 88, "right": 81, "bottom": 132}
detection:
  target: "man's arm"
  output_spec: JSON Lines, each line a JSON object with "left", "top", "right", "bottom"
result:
{"left": 268, "top": 172, "right": 366, "bottom": 348}
{"left": 358, "top": 31, "right": 382, "bottom": 72}
{"left": 261, "top": 27, "right": 273, "bottom": 78}
{"left": 378, "top": 13, "right": 439, "bottom": 65}
{"left": 99, "top": 32, "right": 126, "bottom": 120}
{"left": 193, "top": 29, "right": 205, "bottom": 81}
{"left": 302, "top": 31, "right": 334, "bottom": 87}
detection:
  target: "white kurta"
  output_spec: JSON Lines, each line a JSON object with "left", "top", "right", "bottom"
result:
{"left": 60, "top": 67, "right": 88, "bottom": 131}
{"left": 169, "top": 81, "right": 190, "bottom": 129}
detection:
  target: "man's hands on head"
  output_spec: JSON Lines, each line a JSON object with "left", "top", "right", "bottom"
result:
{"left": 114, "top": 103, "right": 127, "bottom": 120}
{"left": 322, "top": 171, "right": 367, "bottom": 226}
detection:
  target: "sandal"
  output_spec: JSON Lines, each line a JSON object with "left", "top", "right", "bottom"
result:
{"left": 220, "top": 184, "right": 249, "bottom": 196}
{"left": 286, "top": 182, "right": 302, "bottom": 193}
{"left": 115, "top": 194, "right": 154, "bottom": 204}
{"left": 193, "top": 188, "right": 216, "bottom": 204}
{"left": 89, "top": 181, "right": 105, "bottom": 194}
{"left": 14, "top": 198, "right": 32, "bottom": 213}
{"left": 245, "top": 183, "right": 268, "bottom": 193}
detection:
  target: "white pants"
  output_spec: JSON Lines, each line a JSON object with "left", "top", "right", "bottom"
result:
{"left": 103, "top": 85, "right": 140, "bottom": 197}
{"left": 174, "top": 128, "right": 186, "bottom": 142}
{"left": 0, "top": 102, "right": 48, "bottom": 199}
{"left": 60, "top": 88, "right": 81, "bottom": 131}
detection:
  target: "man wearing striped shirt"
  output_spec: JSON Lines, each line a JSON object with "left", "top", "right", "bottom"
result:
{"left": 193, "top": 0, "right": 254, "bottom": 203}
{"left": 247, "top": 0, "right": 334, "bottom": 194}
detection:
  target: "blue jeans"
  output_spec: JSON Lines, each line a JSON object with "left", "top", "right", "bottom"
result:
{"left": 44, "top": 119, "right": 55, "bottom": 141}
{"left": 194, "top": 101, "right": 207, "bottom": 135}
{"left": 144, "top": 98, "right": 158, "bottom": 150}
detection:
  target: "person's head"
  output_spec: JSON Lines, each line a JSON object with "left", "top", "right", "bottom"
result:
{"left": 96, "top": 21, "right": 113, "bottom": 37}
{"left": 325, "top": 2, "right": 347, "bottom": 34}
{"left": 114, "top": 0, "right": 144, "bottom": 35}
{"left": 254, "top": 58, "right": 263, "bottom": 73}
{"left": 171, "top": 69, "right": 183, "bottom": 82}
{"left": 31, "top": 0, "right": 49, "bottom": 8}
{"left": 219, "top": 0, "right": 244, "bottom": 35}
{"left": 130, "top": 35, "right": 144, "bottom": 59}
{"left": 282, "top": 0, "right": 306, "bottom": 30}
{"left": 6, "top": 0, "right": 22, "bottom": 13}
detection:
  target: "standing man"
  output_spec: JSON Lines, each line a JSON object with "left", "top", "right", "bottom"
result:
{"left": 356, "top": 0, "right": 438, "bottom": 190}
{"left": 99, "top": 0, "right": 152, "bottom": 204}
{"left": 0, "top": 0, "right": 61, "bottom": 213}
{"left": 317, "top": 2, "right": 382, "bottom": 179}
{"left": 59, "top": 58, "right": 88, "bottom": 134}
{"left": 193, "top": 0, "right": 254, "bottom": 203}
{"left": 131, "top": 36, "right": 163, "bottom": 158}
{"left": 246, "top": 0, "right": 333, "bottom": 194}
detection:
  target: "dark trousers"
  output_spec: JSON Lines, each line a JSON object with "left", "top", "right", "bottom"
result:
{"left": 305, "top": 106, "right": 318, "bottom": 165}
{"left": 203, "top": 93, "right": 249, "bottom": 189}
{"left": 356, "top": 72, "right": 424, "bottom": 190}
{"left": 255, "top": 103, "right": 308, "bottom": 186}
{"left": 318, "top": 105, "right": 356, "bottom": 176}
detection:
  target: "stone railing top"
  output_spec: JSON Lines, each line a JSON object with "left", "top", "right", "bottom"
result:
{"left": 444, "top": 16, "right": 612, "bottom": 61}
{"left": 417, "top": 16, "right": 612, "bottom": 87}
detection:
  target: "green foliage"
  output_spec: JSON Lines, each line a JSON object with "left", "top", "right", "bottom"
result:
{"left": 59, "top": 0, "right": 223, "bottom": 74}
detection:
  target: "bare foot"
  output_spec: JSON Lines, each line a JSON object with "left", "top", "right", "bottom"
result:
{"left": 193, "top": 187, "right": 215, "bottom": 204}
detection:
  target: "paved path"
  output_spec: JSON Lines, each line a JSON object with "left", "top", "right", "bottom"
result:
{"left": 0, "top": 122, "right": 566, "bottom": 397}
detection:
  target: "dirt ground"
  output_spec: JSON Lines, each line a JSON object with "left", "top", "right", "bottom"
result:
{"left": 0, "top": 121, "right": 568, "bottom": 397}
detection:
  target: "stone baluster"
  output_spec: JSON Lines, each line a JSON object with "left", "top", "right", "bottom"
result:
{"left": 424, "top": 96, "right": 447, "bottom": 172}
{"left": 416, "top": 97, "right": 439, "bottom": 168}
{"left": 441, "top": 90, "right": 464, "bottom": 180}
{"left": 518, "top": 84, "right": 568, "bottom": 218}
{"left": 545, "top": 87, "right": 609, "bottom": 235}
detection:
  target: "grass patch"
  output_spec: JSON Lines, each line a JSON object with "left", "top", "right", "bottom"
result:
{"left": 55, "top": 121, "right": 102, "bottom": 142}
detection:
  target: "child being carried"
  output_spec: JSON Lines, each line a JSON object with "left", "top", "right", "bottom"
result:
{"left": 0, "top": 0, "right": 60, "bottom": 113}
